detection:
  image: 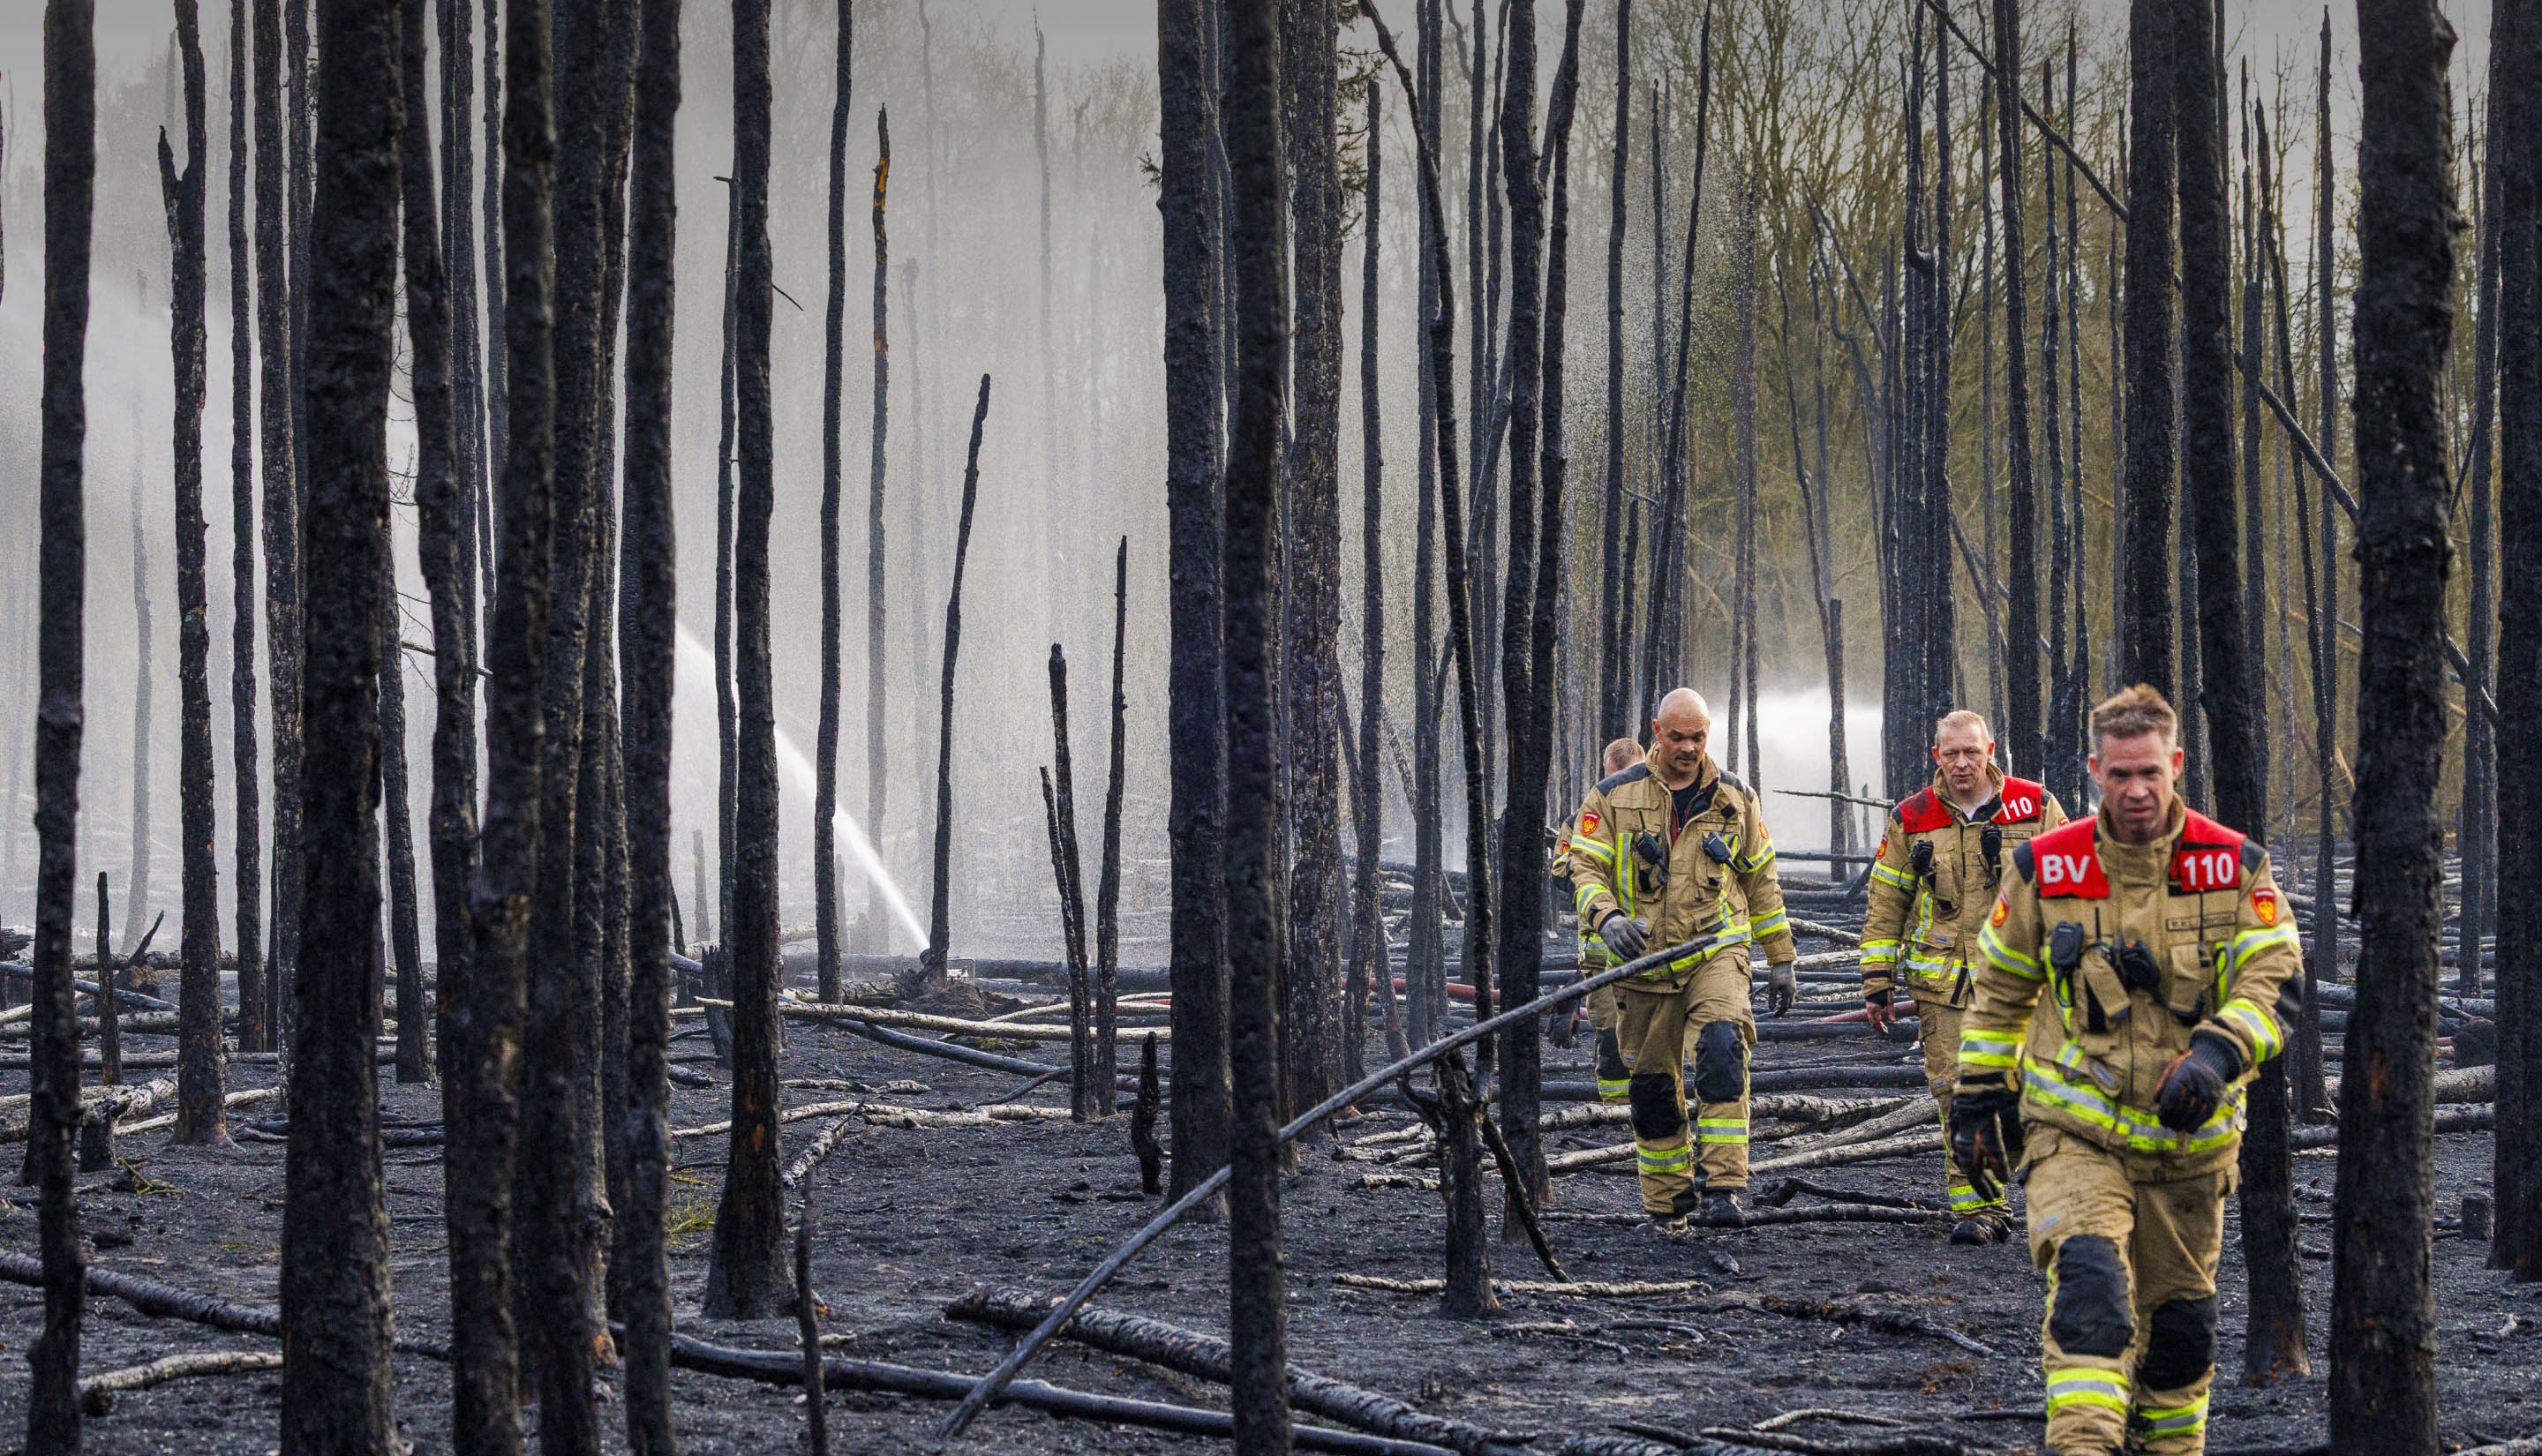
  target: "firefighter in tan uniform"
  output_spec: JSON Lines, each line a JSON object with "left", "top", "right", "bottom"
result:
{"left": 1858, "top": 709, "right": 2065, "bottom": 1243}
{"left": 1561, "top": 736, "right": 1648, "bottom": 1096}
{"left": 1568, "top": 689, "right": 1798, "bottom": 1229}
{"left": 1952, "top": 686, "right": 2302, "bottom": 1456}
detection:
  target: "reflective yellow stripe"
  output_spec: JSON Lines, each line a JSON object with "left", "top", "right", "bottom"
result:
{"left": 2023, "top": 1049, "right": 2243, "bottom": 1153}
{"left": 1696, "top": 1118, "right": 1748, "bottom": 1144}
{"left": 1572, "top": 838, "right": 1615, "bottom": 867}
{"left": 1946, "top": 1182, "right": 1999, "bottom": 1212}
{"left": 1597, "top": 1077, "right": 1631, "bottom": 1100}
{"left": 2132, "top": 1395, "right": 2208, "bottom": 1436}
{"left": 2229, "top": 923, "right": 2299, "bottom": 968}
{"left": 1859, "top": 938, "right": 1902, "bottom": 968}
{"left": 1978, "top": 923, "right": 2042, "bottom": 979}
{"left": 1901, "top": 951, "right": 1954, "bottom": 979}
{"left": 1958, "top": 1029, "right": 2019, "bottom": 1071}
{"left": 1735, "top": 844, "right": 1776, "bottom": 874}
{"left": 2046, "top": 1369, "right": 2131, "bottom": 1416}
{"left": 2217, "top": 998, "right": 2283, "bottom": 1061}
{"left": 1638, "top": 1143, "right": 1695, "bottom": 1173}
{"left": 1749, "top": 910, "right": 1788, "bottom": 941}
{"left": 1869, "top": 861, "right": 1914, "bottom": 889}
{"left": 1668, "top": 927, "right": 1750, "bottom": 972}
{"left": 1574, "top": 884, "right": 1606, "bottom": 919}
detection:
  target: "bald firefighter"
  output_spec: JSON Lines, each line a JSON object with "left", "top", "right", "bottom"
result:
{"left": 1567, "top": 689, "right": 1797, "bottom": 1229}
{"left": 1561, "top": 735, "right": 1649, "bottom": 1097}
{"left": 1952, "top": 686, "right": 2302, "bottom": 1456}
{"left": 1858, "top": 709, "right": 2066, "bottom": 1243}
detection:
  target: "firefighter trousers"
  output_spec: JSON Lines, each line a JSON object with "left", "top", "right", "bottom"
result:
{"left": 1615, "top": 955, "right": 1754, "bottom": 1211}
{"left": 2024, "top": 1127, "right": 2233, "bottom": 1456}
{"left": 1911, "top": 997, "right": 2005, "bottom": 1220}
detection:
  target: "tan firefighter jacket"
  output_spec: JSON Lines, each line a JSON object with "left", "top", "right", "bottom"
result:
{"left": 1565, "top": 750, "right": 1797, "bottom": 987}
{"left": 1957, "top": 799, "right": 2304, "bottom": 1174}
{"left": 1859, "top": 767, "right": 2066, "bottom": 1009}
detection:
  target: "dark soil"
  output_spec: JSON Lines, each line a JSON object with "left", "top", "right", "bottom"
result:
{"left": 2, "top": 938, "right": 2532, "bottom": 1455}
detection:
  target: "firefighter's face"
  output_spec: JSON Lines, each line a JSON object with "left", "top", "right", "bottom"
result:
{"left": 1651, "top": 706, "right": 1710, "bottom": 781}
{"left": 2089, "top": 730, "right": 2182, "bottom": 845}
{"left": 1932, "top": 722, "right": 1992, "bottom": 798}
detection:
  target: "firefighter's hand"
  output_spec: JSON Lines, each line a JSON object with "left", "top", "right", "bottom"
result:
{"left": 2153, "top": 1032, "right": 2245, "bottom": 1133}
{"left": 1949, "top": 1084, "right": 2023, "bottom": 1203}
{"left": 1862, "top": 987, "right": 1894, "bottom": 1032}
{"left": 1767, "top": 960, "right": 1798, "bottom": 1017}
{"left": 1598, "top": 914, "right": 1648, "bottom": 963}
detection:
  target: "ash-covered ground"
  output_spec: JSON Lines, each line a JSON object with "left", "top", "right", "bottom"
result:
{"left": 2, "top": 934, "right": 2532, "bottom": 1456}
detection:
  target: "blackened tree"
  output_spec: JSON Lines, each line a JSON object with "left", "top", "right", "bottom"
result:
{"left": 2330, "top": 1, "right": 2457, "bottom": 1449}
{"left": 279, "top": 0, "right": 402, "bottom": 1442}
{"left": 27, "top": 3, "right": 96, "bottom": 1447}
{"left": 160, "top": 0, "right": 226, "bottom": 1143}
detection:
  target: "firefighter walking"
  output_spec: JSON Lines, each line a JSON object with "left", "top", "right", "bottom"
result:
{"left": 1568, "top": 688, "right": 1798, "bottom": 1229}
{"left": 1858, "top": 709, "right": 2065, "bottom": 1242}
{"left": 1952, "top": 686, "right": 2301, "bottom": 1456}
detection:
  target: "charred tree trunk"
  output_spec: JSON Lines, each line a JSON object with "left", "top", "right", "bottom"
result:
{"left": 478, "top": 0, "right": 508, "bottom": 610}
{"left": 2463, "top": 116, "right": 2500, "bottom": 1002}
{"left": 1638, "top": 4, "right": 1711, "bottom": 708}
{"left": 1282, "top": 0, "right": 1342, "bottom": 1124}
{"left": 1046, "top": 653, "right": 1094, "bottom": 1121}
{"left": 2121, "top": 0, "right": 2177, "bottom": 689}
{"left": 1162, "top": 0, "right": 1230, "bottom": 1205}
{"left": 2237, "top": 67, "right": 2271, "bottom": 826}
{"left": 254, "top": 0, "right": 302, "bottom": 1050}
{"left": 1356, "top": 79, "right": 1399, "bottom": 1070}
{"left": 440, "top": 0, "right": 486, "bottom": 694}
{"left": 1502, "top": 0, "right": 1584, "bottom": 1206}
{"left": 715, "top": 180, "right": 740, "bottom": 946}
{"left": 615, "top": 0, "right": 683, "bottom": 1440}
{"left": 707, "top": 0, "right": 792, "bottom": 1322}
{"left": 161, "top": 0, "right": 224, "bottom": 1144}
{"left": 2492, "top": 0, "right": 2542, "bottom": 1278}
{"left": 1991, "top": 0, "right": 2037, "bottom": 766}
{"left": 921, "top": 382, "right": 989, "bottom": 991}
{"left": 446, "top": 0, "right": 557, "bottom": 1436}
{"left": 410, "top": 0, "right": 478, "bottom": 1105}
{"left": 2501, "top": 0, "right": 2542, "bottom": 1275}
{"left": 2329, "top": 3, "right": 2456, "bottom": 1446}
{"left": 1922, "top": 24, "right": 1952, "bottom": 747}
{"left": 281, "top": 0, "right": 402, "bottom": 1439}
{"left": 1493, "top": 0, "right": 1546, "bottom": 1199}
{"left": 2040, "top": 61, "right": 2072, "bottom": 789}
{"left": 380, "top": 538, "right": 428, "bottom": 1085}
{"left": 1597, "top": 0, "right": 1629, "bottom": 741}
{"left": 866, "top": 108, "right": 891, "bottom": 961}
{"left": 1098, "top": 537, "right": 1128, "bottom": 1106}
{"left": 226, "top": 0, "right": 263, "bottom": 1062}
{"left": 1222, "top": 0, "right": 1290, "bottom": 1443}
{"left": 27, "top": 5, "right": 96, "bottom": 1440}
{"left": 814, "top": 0, "right": 853, "bottom": 1003}
{"left": 1408, "top": 0, "right": 1445, "bottom": 1051}
{"left": 94, "top": 875, "right": 118, "bottom": 1092}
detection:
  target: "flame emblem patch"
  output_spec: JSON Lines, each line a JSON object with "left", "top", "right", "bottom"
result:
{"left": 2252, "top": 888, "right": 2278, "bottom": 927}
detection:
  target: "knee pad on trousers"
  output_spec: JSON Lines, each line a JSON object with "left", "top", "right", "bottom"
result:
{"left": 1693, "top": 1020, "right": 1747, "bottom": 1104}
{"left": 2048, "top": 1235, "right": 2134, "bottom": 1358}
{"left": 2137, "top": 1295, "right": 2218, "bottom": 1390}
{"left": 1597, "top": 1029, "right": 1631, "bottom": 1084}
{"left": 1628, "top": 1073, "right": 1687, "bottom": 1141}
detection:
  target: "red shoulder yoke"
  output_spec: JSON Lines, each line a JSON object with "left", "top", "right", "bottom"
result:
{"left": 2168, "top": 809, "right": 2248, "bottom": 894}
{"left": 2028, "top": 817, "right": 2109, "bottom": 898}
{"left": 1896, "top": 788, "right": 1952, "bottom": 835}
{"left": 1994, "top": 777, "right": 2048, "bottom": 825}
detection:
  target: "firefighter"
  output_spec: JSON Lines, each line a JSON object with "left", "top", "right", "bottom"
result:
{"left": 1567, "top": 689, "right": 1797, "bottom": 1229}
{"left": 1562, "top": 736, "right": 1649, "bottom": 1096}
{"left": 1858, "top": 709, "right": 2066, "bottom": 1243}
{"left": 1952, "top": 686, "right": 2301, "bottom": 1456}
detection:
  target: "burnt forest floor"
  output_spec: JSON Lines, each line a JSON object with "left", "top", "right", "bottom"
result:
{"left": 1, "top": 936, "right": 2535, "bottom": 1456}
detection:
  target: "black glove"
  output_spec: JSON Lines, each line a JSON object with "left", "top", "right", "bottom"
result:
{"left": 2153, "top": 1031, "right": 2245, "bottom": 1133}
{"left": 1599, "top": 913, "right": 1649, "bottom": 962}
{"left": 1949, "top": 1084, "right": 2024, "bottom": 1204}
{"left": 1767, "top": 961, "right": 1798, "bottom": 1017}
